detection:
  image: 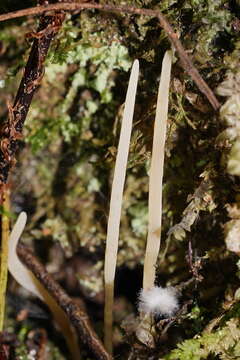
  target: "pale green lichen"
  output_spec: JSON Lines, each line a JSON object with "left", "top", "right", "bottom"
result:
{"left": 225, "top": 219, "right": 240, "bottom": 254}
{"left": 217, "top": 44, "right": 240, "bottom": 176}
{"left": 77, "top": 260, "right": 103, "bottom": 299}
{"left": 25, "top": 19, "right": 131, "bottom": 152}
{"left": 224, "top": 205, "right": 240, "bottom": 254}
{"left": 128, "top": 202, "right": 148, "bottom": 237}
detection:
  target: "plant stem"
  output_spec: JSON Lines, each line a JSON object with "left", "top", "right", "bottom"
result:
{"left": 0, "top": 189, "right": 10, "bottom": 331}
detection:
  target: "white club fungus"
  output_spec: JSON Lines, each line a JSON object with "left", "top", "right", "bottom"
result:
{"left": 104, "top": 59, "right": 139, "bottom": 354}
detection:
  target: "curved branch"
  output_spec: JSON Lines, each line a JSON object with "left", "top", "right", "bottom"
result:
{"left": 0, "top": 2, "right": 220, "bottom": 111}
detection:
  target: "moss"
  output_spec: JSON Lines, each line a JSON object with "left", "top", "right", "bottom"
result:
{"left": 166, "top": 318, "right": 240, "bottom": 360}
{"left": 1, "top": 1, "right": 240, "bottom": 359}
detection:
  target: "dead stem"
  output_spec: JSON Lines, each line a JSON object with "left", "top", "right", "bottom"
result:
{"left": 17, "top": 243, "right": 111, "bottom": 360}
{"left": 0, "top": 5, "right": 65, "bottom": 199}
{"left": 0, "top": 3, "right": 220, "bottom": 112}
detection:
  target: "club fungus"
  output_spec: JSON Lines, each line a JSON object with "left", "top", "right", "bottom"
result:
{"left": 142, "top": 50, "right": 172, "bottom": 292}
{"left": 8, "top": 212, "right": 80, "bottom": 360}
{"left": 104, "top": 60, "right": 139, "bottom": 354}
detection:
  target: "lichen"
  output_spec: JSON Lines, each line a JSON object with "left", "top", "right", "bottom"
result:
{"left": 217, "top": 49, "right": 240, "bottom": 176}
{"left": 1, "top": 1, "right": 240, "bottom": 359}
{"left": 25, "top": 19, "right": 131, "bottom": 151}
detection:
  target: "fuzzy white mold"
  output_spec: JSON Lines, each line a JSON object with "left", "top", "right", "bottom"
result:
{"left": 138, "top": 286, "right": 179, "bottom": 317}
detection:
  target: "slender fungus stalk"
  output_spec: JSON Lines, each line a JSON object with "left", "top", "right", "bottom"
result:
{"left": 8, "top": 213, "right": 41, "bottom": 298}
{"left": 143, "top": 51, "right": 172, "bottom": 291}
{"left": 104, "top": 60, "right": 139, "bottom": 354}
{"left": 0, "top": 189, "right": 10, "bottom": 331}
{"left": 8, "top": 212, "right": 81, "bottom": 360}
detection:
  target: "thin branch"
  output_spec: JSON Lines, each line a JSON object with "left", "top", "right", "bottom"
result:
{"left": 17, "top": 243, "right": 111, "bottom": 360}
{"left": 0, "top": 3, "right": 220, "bottom": 111}
{"left": 0, "top": 8, "right": 65, "bottom": 199}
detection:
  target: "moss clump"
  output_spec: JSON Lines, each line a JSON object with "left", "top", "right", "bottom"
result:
{"left": 166, "top": 317, "right": 240, "bottom": 360}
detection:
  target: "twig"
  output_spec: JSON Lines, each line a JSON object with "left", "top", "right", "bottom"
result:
{"left": 17, "top": 243, "right": 111, "bottom": 360}
{"left": 0, "top": 6, "right": 65, "bottom": 199}
{"left": 0, "top": 3, "right": 220, "bottom": 111}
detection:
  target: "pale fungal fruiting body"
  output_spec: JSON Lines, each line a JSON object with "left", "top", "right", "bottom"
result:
{"left": 8, "top": 212, "right": 80, "bottom": 360}
{"left": 143, "top": 51, "right": 172, "bottom": 290}
{"left": 8, "top": 212, "right": 42, "bottom": 297}
{"left": 104, "top": 60, "right": 139, "bottom": 354}
{"left": 138, "top": 286, "right": 179, "bottom": 317}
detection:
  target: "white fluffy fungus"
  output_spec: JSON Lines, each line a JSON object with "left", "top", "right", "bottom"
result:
{"left": 138, "top": 286, "right": 179, "bottom": 317}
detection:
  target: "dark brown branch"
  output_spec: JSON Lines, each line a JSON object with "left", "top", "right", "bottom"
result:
{"left": 17, "top": 243, "right": 111, "bottom": 360}
{"left": 0, "top": 8, "right": 65, "bottom": 200}
{"left": 0, "top": 3, "right": 220, "bottom": 111}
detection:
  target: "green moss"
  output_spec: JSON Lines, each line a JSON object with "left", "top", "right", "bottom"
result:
{"left": 1, "top": 1, "right": 240, "bottom": 358}
{"left": 166, "top": 318, "right": 240, "bottom": 360}
{"left": 182, "top": 0, "right": 233, "bottom": 63}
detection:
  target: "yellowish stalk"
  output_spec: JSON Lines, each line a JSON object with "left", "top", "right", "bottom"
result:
{"left": 143, "top": 51, "right": 172, "bottom": 290}
{"left": 0, "top": 189, "right": 10, "bottom": 331}
{"left": 104, "top": 60, "right": 139, "bottom": 354}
